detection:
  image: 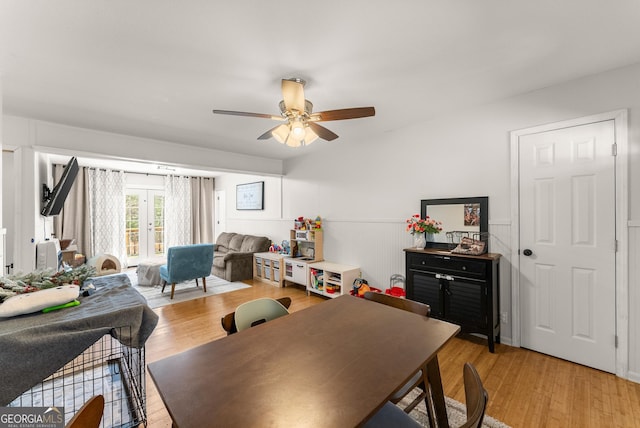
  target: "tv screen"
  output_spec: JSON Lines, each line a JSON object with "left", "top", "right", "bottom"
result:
{"left": 41, "top": 157, "right": 79, "bottom": 217}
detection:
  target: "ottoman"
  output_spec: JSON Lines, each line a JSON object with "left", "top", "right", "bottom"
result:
{"left": 136, "top": 258, "right": 166, "bottom": 286}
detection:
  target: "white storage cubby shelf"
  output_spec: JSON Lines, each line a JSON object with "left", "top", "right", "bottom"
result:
{"left": 253, "top": 252, "right": 284, "bottom": 287}
{"left": 308, "top": 261, "right": 360, "bottom": 298}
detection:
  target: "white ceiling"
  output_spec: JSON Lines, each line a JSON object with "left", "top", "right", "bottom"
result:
{"left": 2, "top": 0, "right": 640, "bottom": 163}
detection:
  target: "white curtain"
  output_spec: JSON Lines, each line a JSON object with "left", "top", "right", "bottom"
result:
{"left": 191, "top": 177, "right": 214, "bottom": 244}
{"left": 164, "top": 175, "right": 192, "bottom": 248}
{"left": 87, "top": 168, "right": 127, "bottom": 267}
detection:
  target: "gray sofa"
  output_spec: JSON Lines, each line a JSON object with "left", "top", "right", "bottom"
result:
{"left": 213, "top": 232, "right": 271, "bottom": 282}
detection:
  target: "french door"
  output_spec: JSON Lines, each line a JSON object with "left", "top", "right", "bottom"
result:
{"left": 125, "top": 189, "right": 165, "bottom": 266}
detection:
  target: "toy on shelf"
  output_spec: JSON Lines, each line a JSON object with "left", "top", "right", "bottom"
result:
{"left": 294, "top": 216, "right": 323, "bottom": 230}
{"left": 385, "top": 274, "right": 406, "bottom": 298}
{"left": 281, "top": 240, "right": 290, "bottom": 255}
{"left": 269, "top": 243, "right": 283, "bottom": 253}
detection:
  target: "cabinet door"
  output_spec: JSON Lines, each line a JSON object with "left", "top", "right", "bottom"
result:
{"left": 444, "top": 277, "right": 485, "bottom": 328}
{"left": 407, "top": 271, "right": 443, "bottom": 318}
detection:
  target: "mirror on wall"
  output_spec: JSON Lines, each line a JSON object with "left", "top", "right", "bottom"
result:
{"left": 420, "top": 196, "right": 488, "bottom": 249}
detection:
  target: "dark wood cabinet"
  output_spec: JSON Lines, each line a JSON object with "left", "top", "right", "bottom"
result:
{"left": 404, "top": 248, "right": 501, "bottom": 352}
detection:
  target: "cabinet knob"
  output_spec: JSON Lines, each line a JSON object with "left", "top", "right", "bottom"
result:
{"left": 523, "top": 249, "right": 533, "bottom": 256}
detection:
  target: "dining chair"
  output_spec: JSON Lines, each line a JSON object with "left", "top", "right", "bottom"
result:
{"left": 459, "top": 362, "right": 489, "bottom": 428}
{"left": 221, "top": 297, "right": 292, "bottom": 335}
{"left": 363, "top": 291, "right": 431, "bottom": 414}
{"left": 234, "top": 297, "right": 290, "bottom": 332}
{"left": 66, "top": 395, "right": 104, "bottom": 428}
{"left": 363, "top": 401, "right": 422, "bottom": 428}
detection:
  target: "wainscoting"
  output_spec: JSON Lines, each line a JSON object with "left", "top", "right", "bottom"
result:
{"left": 226, "top": 216, "right": 640, "bottom": 383}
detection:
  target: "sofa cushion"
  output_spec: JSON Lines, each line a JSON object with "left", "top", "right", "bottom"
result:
{"left": 229, "top": 234, "right": 246, "bottom": 252}
{"left": 215, "top": 232, "right": 236, "bottom": 254}
{"left": 240, "top": 235, "right": 270, "bottom": 252}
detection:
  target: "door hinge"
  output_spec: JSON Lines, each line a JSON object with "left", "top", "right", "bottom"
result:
{"left": 614, "top": 240, "right": 618, "bottom": 252}
{"left": 615, "top": 335, "right": 619, "bottom": 348}
{"left": 612, "top": 143, "right": 617, "bottom": 156}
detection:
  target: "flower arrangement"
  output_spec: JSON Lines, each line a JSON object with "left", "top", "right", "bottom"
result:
{"left": 405, "top": 214, "right": 442, "bottom": 235}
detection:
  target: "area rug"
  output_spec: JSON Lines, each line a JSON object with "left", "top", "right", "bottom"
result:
{"left": 402, "top": 388, "right": 511, "bottom": 428}
{"left": 125, "top": 271, "right": 250, "bottom": 309}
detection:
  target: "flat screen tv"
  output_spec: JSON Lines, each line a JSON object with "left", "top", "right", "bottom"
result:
{"left": 41, "top": 157, "right": 79, "bottom": 217}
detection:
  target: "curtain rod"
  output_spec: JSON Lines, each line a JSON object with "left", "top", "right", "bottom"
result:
{"left": 67, "top": 166, "right": 213, "bottom": 179}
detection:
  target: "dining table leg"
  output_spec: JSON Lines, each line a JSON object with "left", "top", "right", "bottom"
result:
{"left": 426, "top": 355, "right": 449, "bottom": 427}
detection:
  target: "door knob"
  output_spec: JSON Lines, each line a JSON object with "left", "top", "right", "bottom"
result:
{"left": 523, "top": 249, "right": 533, "bottom": 256}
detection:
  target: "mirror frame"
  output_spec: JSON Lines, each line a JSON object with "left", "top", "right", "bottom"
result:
{"left": 420, "top": 196, "right": 489, "bottom": 249}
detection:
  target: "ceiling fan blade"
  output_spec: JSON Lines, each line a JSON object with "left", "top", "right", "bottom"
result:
{"left": 310, "top": 107, "right": 375, "bottom": 122}
{"left": 308, "top": 122, "right": 339, "bottom": 141}
{"left": 258, "top": 124, "right": 289, "bottom": 141}
{"left": 213, "top": 110, "right": 284, "bottom": 121}
{"left": 281, "top": 79, "right": 306, "bottom": 113}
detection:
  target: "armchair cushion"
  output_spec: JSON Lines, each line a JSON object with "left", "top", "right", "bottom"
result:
{"left": 159, "top": 243, "right": 214, "bottom": 285}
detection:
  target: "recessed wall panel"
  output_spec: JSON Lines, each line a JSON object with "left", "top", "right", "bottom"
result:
{"left": 534, "top": 264, "right": 554, "bottom": 331}
{"left": 535, "top": 144, "right": 555, "bottom": 166}
{"left": 572, "top": 268, "right": 595, "bottom": 341}
{"left": 573, "top": 138, "right": 596, "bottom": 162}
{"left": 572, "top": 175, "right": 595, "bottom": 246}
{"left": 534, "top": 178, "right": 555, "bottom": 244}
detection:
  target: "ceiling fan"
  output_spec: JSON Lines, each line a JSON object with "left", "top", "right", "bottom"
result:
{"left": 213, "top": 78, "right": 375, "bottom": 147}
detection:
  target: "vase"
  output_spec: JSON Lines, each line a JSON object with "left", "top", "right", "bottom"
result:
{"left": 413, "top": 233, "right": 427, "bottom": 250}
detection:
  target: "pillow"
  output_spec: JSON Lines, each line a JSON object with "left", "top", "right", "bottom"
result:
{"left": 0, "top": 285, "right": 80, "bottom": 318}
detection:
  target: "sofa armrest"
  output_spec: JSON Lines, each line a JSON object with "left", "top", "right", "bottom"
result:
{"left": 223, "top": 251, "right": 254, "bottom": 262}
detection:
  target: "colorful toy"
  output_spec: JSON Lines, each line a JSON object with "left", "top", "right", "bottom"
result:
{"left": 385, "top": 274, "right": 406, "bottom": 298}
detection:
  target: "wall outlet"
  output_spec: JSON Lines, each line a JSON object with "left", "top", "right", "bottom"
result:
{"left": 500, "top": 312, "right": 509, "bottom": 324}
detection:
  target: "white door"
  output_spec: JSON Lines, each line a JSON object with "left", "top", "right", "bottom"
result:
{"left": 518, "top": 120, "right": 616, "bottom": 372}
{"left": 126, "top": 189, "right": 165, "bottom": 265}
{"left": 214, "top": 190, "right": 226, "bottom": 240}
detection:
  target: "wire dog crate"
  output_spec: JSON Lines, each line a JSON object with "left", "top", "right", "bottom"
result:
{"left": 8, "top": 326, "right": 146, "bottom": 428}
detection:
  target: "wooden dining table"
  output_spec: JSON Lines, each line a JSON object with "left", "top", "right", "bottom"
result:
{"left": 148, "top": 294, "right": 460, "bottom": 427}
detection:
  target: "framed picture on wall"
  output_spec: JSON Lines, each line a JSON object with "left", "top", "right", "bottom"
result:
{"left": 236, "top": 181, "right": 264, "bottom": 210}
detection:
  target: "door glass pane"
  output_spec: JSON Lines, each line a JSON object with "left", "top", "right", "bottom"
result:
{"left": 126, "top": 194, "right": 140, "bottom": 257}
{"left": 154, "top": 194, "right": 165, "bottom": 255}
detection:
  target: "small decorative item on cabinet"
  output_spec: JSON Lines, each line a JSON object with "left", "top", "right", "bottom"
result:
{"left": 413, "top": 233, "right": 427, "bottom": 250}
{"left": 405, "top": 214, "right": 442, "bottom": 249}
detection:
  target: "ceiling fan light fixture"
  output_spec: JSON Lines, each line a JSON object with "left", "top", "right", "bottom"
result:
{"left": 291, "top": 118, "right": 305, "bottom": 137}
{"left": 285, "top": 133, "right": 302, "bottom": 148}
{"left": 303, "top": 126, "right": 319, "bottom": 145}
{"left": 272, "top": 124, "right": 289, "bottom": 144}
{"left": 214, "top": 77, "right": 375, "bottom": 148}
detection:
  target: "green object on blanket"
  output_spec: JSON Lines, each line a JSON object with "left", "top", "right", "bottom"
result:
{"left": 42, "top": 299, "right": 80, "bottom": 313}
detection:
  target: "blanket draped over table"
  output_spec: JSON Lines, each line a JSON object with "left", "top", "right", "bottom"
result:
{"left": 0, "top": 274, "right": 158, "bottom": 405}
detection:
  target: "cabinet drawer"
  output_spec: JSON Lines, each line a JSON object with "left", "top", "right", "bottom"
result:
{"left": 408, "top": 253, "right": 486, "bottom": 279}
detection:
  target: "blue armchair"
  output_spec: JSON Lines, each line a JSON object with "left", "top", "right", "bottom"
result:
{"left": 160, "top": 244, "right": 215, "bottom": 299}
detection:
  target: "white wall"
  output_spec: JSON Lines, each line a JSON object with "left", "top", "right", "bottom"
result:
{"left": 2, "top": 62, "right": 640, "bottom": 381}
{"left": 267, "top": 62, "right": 639, "bottom": 379}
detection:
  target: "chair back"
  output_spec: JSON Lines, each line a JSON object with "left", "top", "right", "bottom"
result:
{"left": 165, "top": 244, "right": 214, "bottom": 283}
{"left": 234, "top": 298, "right": 290, "bottom": 331}
{"left": 66, "top": 395, "right": 104, "bottom": 428}
{"left": 222, "top": 297, "right": 292, "bottom": 335}
{"left": 363, "top": 291, "right": 430, "bottom": 317}
{"left": 460, "top": 362, "right": 489, "bottom": 428}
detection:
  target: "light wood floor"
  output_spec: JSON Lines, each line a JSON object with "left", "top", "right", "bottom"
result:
{"left": 142, "top": 280, "right": 640, "bottom": 428}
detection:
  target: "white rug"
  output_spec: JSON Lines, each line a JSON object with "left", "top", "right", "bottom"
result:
{"left": 402, "top": 388, "right": 511, "bottom": 428}
{"left": 125, "top": 271, "right": 250, "bottom": 309}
